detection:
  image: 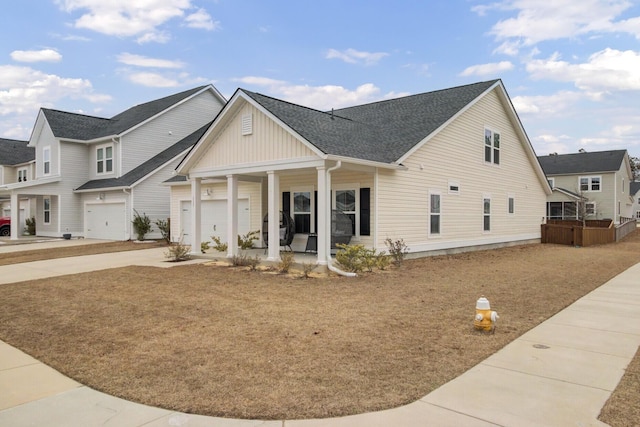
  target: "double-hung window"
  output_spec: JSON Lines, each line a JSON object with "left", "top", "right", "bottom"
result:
{"left": 335, "top": 189, "right": 357, "bottom": 235}
{"left": 43, "top": 146, "right": 51, "bottom": 175}
{"left": 429, "top": 192, "right": 441, "bottom": 235}
{"left": 579, "top": 176, "right": 601, "bottom": 192}
{"left": 96, "top": 144, "right": 113, "bottom": 174}
{"left": 293, "top": 191, "right": 312, "bottom": 233}
{"left": 484, "top": 129, "right": 500, "bottom": 165}
{"left": 17, "top": 168, "right": 28, "bottom": 182}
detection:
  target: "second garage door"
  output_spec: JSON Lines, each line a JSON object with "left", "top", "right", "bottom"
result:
{"left": 180, "top": 199, "right": 250, "bottom": 245}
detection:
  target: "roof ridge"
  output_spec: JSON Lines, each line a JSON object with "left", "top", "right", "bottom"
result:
{"left": 42, "top": 108, "right": 110, "bottom": 121}
{"left": 110, "top": 85, "right": 209, "bottom": 120}
{"left": 241, "top": 89, "right": 343, "bottom": 118}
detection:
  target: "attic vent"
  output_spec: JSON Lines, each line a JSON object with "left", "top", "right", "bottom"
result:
{"left": 241, "top": 113, "right": 253, "bottom": 136}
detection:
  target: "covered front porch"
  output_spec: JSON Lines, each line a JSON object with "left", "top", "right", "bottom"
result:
{"left": 185, "top": 159, "right": 377, "bottom": 268}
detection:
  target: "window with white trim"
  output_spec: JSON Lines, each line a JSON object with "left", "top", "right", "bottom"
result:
{"left": 579, "top": 176, "right": 601, "bottom": 192}
{"left": 484, "top": 128, "right": 500, "bottom": 165}
{"left": 43, "top": 146, "right": 51, "bottom": 175}
{"left": 293, "top": 191, "right": 312, "bottom": 234}
{"left": 96, "top": 144, "right": 113, "bottom": 174}
{"left": 335, "top": 189, "right": 357, "bottom": 236}
{"left": 585, "top": 202, "right": 596, "bottom": 216}
{"left": 43, "top": 197, "right": 51, "bottom": 224}
{"left": 17, "top": 168, "right": 28, "bottom": 182}
{"left": 547, "top": 178, "right": 554, "bottom": 188}
{"left": 483, "top": 196, "right": 491, "bottom": 232}
{"left": 429, "top": 191, "right": 441, "bottom": 236}
{"left": 508, "top": 195, "right": 515, "bottom": 215}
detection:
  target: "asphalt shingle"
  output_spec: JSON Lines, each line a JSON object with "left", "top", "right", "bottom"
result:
{"left": 0, "top": 138, "right": 34, "bottom": 165}
{"left": 538, "top": 150, "right": 627, "bottom": 175}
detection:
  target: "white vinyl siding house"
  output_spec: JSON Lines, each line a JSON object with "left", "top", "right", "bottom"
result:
{"left": 172, "top": 80, "right": 550, "bottom": 263}
{"left": 3, "top": 85, "right": 226, "bottom": 240}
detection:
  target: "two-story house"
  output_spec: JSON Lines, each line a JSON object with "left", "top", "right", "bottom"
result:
{"left": 0, "top": 85, "right": 226, "bottom": 240}
{"left": 538, "top": 149, "right": 634, "bottom": 223}
{"left": 631, "top": 181, "right": 640, "bottom": 220}
{"left": 0, "top": 138, "right": 35, "bottom": 233}
{"left": 171, "top": 79, "right": 551, "bottom": 264}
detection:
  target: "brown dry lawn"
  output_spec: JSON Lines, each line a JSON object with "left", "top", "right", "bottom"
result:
{"left": 0, "top": 233, "right": 639, "bottom": 421}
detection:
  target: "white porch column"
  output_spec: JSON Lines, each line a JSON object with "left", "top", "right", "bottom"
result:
{"left": 316, "top": 166, "right": 327, "bottom": 265}
{"left": 266, "top": 171, "right": 280, "bottom": 261}
{"left": 190, "top": 178, "right": 202, "bottom": 255}
{"left": 226, "top": 174, "right": 238, "bottom": 258}
{"left": 10, "top": 192, "right": 19, "bottom": 240}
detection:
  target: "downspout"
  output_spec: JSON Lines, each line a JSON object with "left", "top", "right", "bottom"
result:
{"left": 326, "top": 161, "right": 357, "bottom": 277}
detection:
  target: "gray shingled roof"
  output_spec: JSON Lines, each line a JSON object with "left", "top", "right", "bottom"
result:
{"left": 43, "top": 86, "right": 207, "bottom": 140}
{"left": 631, "top": 181, "right": 640, "bottom": 196}
{"left": 538, "top": 150, "right": 627, "bottom": 175}
{"left": 242, "top": 80, "right": 499, "bottom": 163}
{"left": 0, "top": 138, "right": 34, "bottom": 165}
{"left": 75, "top": 121, "right": 212, "bottom": 191}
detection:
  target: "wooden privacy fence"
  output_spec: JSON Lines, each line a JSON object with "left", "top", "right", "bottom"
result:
{"left": 541, "top": 218, "right": 637, "bottom": 247}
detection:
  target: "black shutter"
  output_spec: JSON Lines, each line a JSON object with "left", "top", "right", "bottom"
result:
{"left": 314, "top": 191, "right": 318, "bottom": 232}
{"left": 282, "top": 192, "right": 290, "bottom": 214}
{"left": 360, "top": 188, "right": 370, "bottom": 236}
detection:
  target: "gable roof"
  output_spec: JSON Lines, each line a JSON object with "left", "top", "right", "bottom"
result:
{"left": 42, "top": 86, "right": 213, "bottom": 141}
{"left": 538, "top": 150, "right": 628, "bottom": 175}
{"left": 241, "top": 80, "right": 499, "bottom": 164}
{"left": 75, "top": 121, "right": 212, "bottom": 191}
{"left": 631, "top": 181, "right": 640, "bottom": 196}
{"left": 0, "top": 138, "right": 34, "bottom": 165}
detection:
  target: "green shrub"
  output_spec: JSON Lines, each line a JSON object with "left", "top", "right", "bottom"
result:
{"left": 210, "top": 235, "right": 228, "bottom": 252}
{"left": 336, "top": 244, "right": 382, "bottom": 273}
{"left": 376, "top": 253, "right": 391, "bottom": 270}
{"left": 238, "top": 230, "right": 260, "bottom": 250}
{"left": 154, "top": 218, "right": 170, "bottom": 243}
{"left": 132, "top": 210, "right": 152, "bottom": 241}
{"left": 201, "top": 241, "right": 210, "bottom": 253}
{"left": 384, "top": 238, "right": 409, "bottom": 266}
{"left": 165, "top": 240, "right": 191, "bottom": 262}
{"left": 278, "top": 251, "right": 295, "bottom": 273}
{"left": 25, "top": 217, "right": 36, "bottom": 235}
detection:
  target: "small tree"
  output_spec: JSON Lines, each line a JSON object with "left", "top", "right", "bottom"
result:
{"left": 154, "top": 218, "right": 170, "bottom": 243}
{"left": 132, "top": 210, "right": 152, "bottom": 241}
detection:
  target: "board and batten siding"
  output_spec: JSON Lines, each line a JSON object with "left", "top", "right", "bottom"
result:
{"left": 192, "top": 103, "right": 317, "bottom": 171}
{"left": 169, "top": 181, "right": 263, "bottom": 244}
{"left": 376, "top": 89, "right": 547, "bottom": 252}
{"left": 121, "top": 90, "right": 224, "bottom": 175}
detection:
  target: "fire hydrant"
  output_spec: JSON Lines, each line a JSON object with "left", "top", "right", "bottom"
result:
{"left": 474, "top": 296, "right": 499, "bottom": 332}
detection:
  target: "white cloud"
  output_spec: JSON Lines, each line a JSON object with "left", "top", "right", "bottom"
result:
{"left": 526, "top": 49, "right": 640, "bottom": 95}
{"left": 512, "top": 91, "right": 584, "bottom": 116}
{"left": 54, "top": 0, "right": 216, "bottom": 43}
{"left": 459, "top": 61, "right": 514, "bottom": 76}
{"left": 125, "top": 71, "right": 208, "bottom": 88}
{"left": 185, "top": 8, "right": 219, "bottom": 30}
{"left": 233, "top": 76, "right": 405, "bottom": 110}
{"left": 10, "top": 49, "right": 62, "bottom": 63}
{"left": 326, "top": 48, "right": 389, "bottom": 66}
{"left": 0, "top": 65, "right": 110, "bottom": 117}
{"left": 117, "top": 53, "right": 185, "bottom": 69}
{"left": 476, "top": 0, "right": 638, "bottom": 54}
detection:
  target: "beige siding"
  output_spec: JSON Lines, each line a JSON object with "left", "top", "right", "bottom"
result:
{"left": 192, "top": 103, "right": 317, "bottom": 171}
{"left": 376, "top": 89, "right": 547, "bottom": 252}
{"left": 169, "top": 181, "right": 263, "bottom": 243}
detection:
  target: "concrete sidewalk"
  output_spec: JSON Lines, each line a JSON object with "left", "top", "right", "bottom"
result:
{"left": 0, "top": 243, "right": 638, "bottom": 426}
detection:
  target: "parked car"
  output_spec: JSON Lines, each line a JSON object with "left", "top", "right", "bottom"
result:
{"left": 0, "top": 216, "right": 10, "bottom": 236}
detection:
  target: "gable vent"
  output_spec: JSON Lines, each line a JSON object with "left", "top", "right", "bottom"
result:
{"left": 241, "top": 113, "right": 253, "bottom": 135}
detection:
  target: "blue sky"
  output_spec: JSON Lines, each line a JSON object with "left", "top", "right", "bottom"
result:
{"left": 1, "top": 0, "right": 640, "bottom": 158}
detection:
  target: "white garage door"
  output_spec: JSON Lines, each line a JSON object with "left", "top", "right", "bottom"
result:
{"left": 85, "top": 203, "right": 126, "bottom": 240}
{"left": 180, "top": 199, "right": 249, "bottom": 245}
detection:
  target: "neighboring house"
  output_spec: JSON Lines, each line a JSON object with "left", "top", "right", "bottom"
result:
{"left": 631, "top": 181, "right": 640, "bottom": 220}
{"left": 171, "top": 79, "right": 551, "bottom": 265}
{"left": 0, "top": 85, "right": 226, "bottom": 240}
{"left": 538, "top": 149, "right": 634, "bottom": 223}
{"left": 0, "top": 138, "right": 35, "bottom": 233}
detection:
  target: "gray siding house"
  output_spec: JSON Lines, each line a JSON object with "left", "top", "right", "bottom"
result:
{"left": 538, "top": 149, "right": 634, "bottom": 223}
{"left": 0, "top": 138, "right": 35, "bottom": 232}
{"left": 1, "top": 85, "right": 226, "bottom": 240}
